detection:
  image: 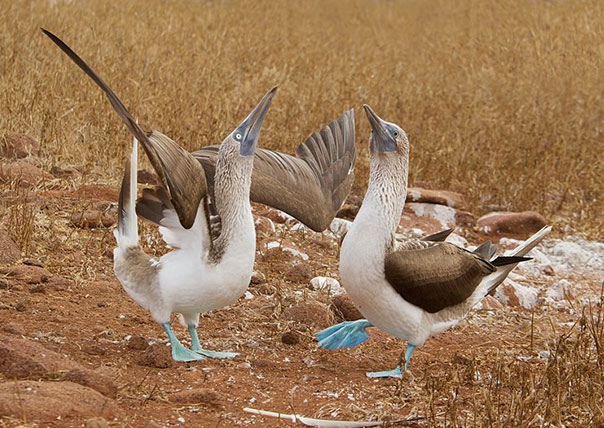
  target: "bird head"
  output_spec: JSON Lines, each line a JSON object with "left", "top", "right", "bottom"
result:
{"left": 363, "top": 104, "right": 409, "bottom": 157}
{"left": 226, "top": 86, "right": 277, "bottom": 159}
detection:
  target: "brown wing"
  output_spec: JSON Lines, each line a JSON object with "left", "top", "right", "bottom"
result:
{"left": 384, "top": 242, "right": 495, "bottom": 313}
{"left": 42, "top": 29, "right": 206, "bottom": 229}
{"left": 193, "top": 110, "right": 356, "bottom": 232}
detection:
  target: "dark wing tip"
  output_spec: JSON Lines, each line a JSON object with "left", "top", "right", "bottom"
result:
{"left": 491, "top": 256, "right": 533, "bottom": 267}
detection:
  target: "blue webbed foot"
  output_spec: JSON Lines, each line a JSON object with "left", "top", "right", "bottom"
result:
{"left": 365, "top": 367, "right": 403, "bottom": 378}
{"left": 162, "top": 322, "right": 206, "bottom": 362}
{"left": 188, "top": 325, "right": 238, "bottom": 359}
{"left": 366, "top": 344, "right": 416, "bottom": 378}
{"left": 316, "top": 319, "right": 372, "bottom": 350}
{"left": 171, "top": 343, "right": 207, "bottom": 362}
{"left": 366, "top": 366, "right": 402, "bottom": 378}
{"left": 195, "top": 349, "right": 239, "bottom": 359}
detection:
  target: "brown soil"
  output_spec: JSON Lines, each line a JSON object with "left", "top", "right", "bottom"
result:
{"left": 0, "top": 181, "right": 602, "bottom": 427}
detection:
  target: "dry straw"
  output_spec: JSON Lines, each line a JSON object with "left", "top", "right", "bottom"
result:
{"left": 1, "top": 0, "right": 603, "bottom": 237}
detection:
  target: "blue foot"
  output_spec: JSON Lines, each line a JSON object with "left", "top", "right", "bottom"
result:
{"left": 162, "top": 323, "right": 206, "bottom": 362}
{"left": 188, "top": 325, "right": 238, "bottom": 359}
{"left": 366, "top": 367, "right": 402, "bottom": 378}
{"left": 172, "top": 344, "right": 207, "bottom": 362}
{"left": 366, "top": 344, "right": 416, "bottom": 378}
{"left": 316, "top": 319, "right": 372, "bottom": 350}
{"left": 195, "top": 349, "right": 239, "bottom": 359}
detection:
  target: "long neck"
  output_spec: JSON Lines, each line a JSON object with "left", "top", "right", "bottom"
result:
{"left": 211, "top": 145, "right": 255, "bottom": 261}
{"left": 356, "top": 152, "right": 409, "bottom": 238}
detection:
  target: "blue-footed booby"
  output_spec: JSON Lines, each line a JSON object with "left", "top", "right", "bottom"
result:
{"left": 316, "top": 105, "right": 551, "bottom": 378}
{"left": 42, "top": 28, "right": 356, "bottom": 361}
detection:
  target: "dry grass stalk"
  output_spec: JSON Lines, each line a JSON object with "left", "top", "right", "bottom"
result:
{"left": 0, "top": 0, "right": 602, "bottom": 237}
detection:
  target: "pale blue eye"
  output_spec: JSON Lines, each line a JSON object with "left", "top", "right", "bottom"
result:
{"left": 235, "top": 133, "right": 242, "bottom": 140}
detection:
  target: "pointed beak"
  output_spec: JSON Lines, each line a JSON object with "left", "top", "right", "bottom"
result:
{"left": 363, "top": 104, "right": 396, "bottom": 153}
{"left": 237, "top": 87, "right": 277, "bottom": 156}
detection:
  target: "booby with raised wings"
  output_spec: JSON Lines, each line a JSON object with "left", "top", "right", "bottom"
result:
{"left": 316, "top": 105, "right": 551, "bottom": 377}
{"left": 42, "top": 28, "right": 355, "bottom": 361}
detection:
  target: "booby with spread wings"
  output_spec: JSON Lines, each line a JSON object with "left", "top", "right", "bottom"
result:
{"left": 316, "top": 105, "right": 551, "bottom": 377}
{"left": 42, "top": 28, "right": 354, "bottom": 361}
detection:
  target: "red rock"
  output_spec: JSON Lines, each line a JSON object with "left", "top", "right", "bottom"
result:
{"left": 169, "top": 388, "right": 222, "bottom": 406}
{"left": 0, "top": 161, "right": 52, "bottom": 187}
{"left": 330, "top": 294, "right": 363, "bottom": 321}
{"left": 282, "top": 301, "right": 332, "bottom": 329}
{"left": 0, "top": 264, "right": 52, "bottom": 284}
{"left": 61, "top": 368, "right": 118, "bottom": 398}
{"left": 249, "top": 271, "right": 266, "bottom": 286}
{"left": 71, "top": 209, "right": 116, "bottom": 228}
{"left": 455, "top": 210, "right": 476, "bottom": 227}
{"left": 477, "top": 211, "right": 547, "bottom": 237}
{"left": 127, "top": 334, "right": 149, "bottom": 351}
{"left": 284, "top": 263, "right": 314, "bottom": 283}
{"left": 0, "top": 230, "right": 20, "bottom": 264}
{"left": 50, "top": 166, "right": 81, "bottom": 178}
{"left": 139, "top": 344, "right": 173, "bottom": 368}
{"left": 0, "top": 334, "right": 81, "bottom": 378}
{"left": 75, "top": 185, "right": 119, "bottom": 202}
{"left": 0, "top": 381, "right": 119, "bottom": 421}
{"left": 406, "top": 187, "right": 467, "bottom": 210}
{"left": 1, "top": 133, "right": 39, "bottom": 158}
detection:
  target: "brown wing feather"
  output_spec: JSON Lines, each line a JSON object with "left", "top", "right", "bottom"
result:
{"left": 192, "top": 109, "right": 356, "bottom": 232}
{"left": 384, "top": 243, "right": 495, "bottom": 313}
{"left": 42, "top": 29, "right": 206, "bottom": 229}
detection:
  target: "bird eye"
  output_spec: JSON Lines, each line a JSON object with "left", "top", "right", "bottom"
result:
{"left": 393, "top": 131, "right": 399, "bottom": 138}
{"left": 235, "top": 133, "right": 242, "bottom": 140}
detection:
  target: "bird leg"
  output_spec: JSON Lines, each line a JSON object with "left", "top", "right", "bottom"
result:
{"left": 187, "top": 325, "right": 239, "bottom": 359}
{"left": 366, "top": 344, "right": 416, "bottom": 378}
{"left": 162, "top": 323, "right": 206, "bottom": 362}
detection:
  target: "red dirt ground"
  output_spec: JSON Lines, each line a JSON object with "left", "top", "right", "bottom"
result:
{"left": 0, "top": 177, "right": 602, "bottom": 427}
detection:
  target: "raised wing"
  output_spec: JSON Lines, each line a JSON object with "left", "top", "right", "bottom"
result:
{"left": 384, "top": 242, "right": 495, "bottom": 313}
{"left": 193, "top": 110, "right": 356, "bottom": 232}
{"left": 42, "top": 28, "right": 206, "bottom": 229}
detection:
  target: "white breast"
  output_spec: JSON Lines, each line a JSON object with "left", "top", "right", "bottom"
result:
{"left": 158, "top": 212, "right": 255, "bottom": 315}
{"left": 340, "top": 202, "right": 430, "bottom": 346}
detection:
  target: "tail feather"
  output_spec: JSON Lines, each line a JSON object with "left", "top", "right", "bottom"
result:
{"left": 482, "top": 226, "right": 552, "bottom": 295}
{"left": 474, "top": 241, "right": 497, "bottom": 260}
{"left": 115, "top": 137, "right": 139, "bottom": 248}
{"left": 421, "top": 228, "right": 454, "bottom": 242}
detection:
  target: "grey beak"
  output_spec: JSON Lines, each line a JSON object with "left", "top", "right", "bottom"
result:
{"left": 237, "top": 87, "right": 277, "bottom": 156}
{"left": 363, "top": 104, "right": 396, "bottom": 153}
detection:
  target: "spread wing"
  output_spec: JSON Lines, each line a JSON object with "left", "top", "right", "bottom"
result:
{"left": 384, "top": 242, "right": 495, "bottom": 313}
{"left": 193, "top": 110, "right": 356, "bottom": 232}
{"left": 42, "top": 28, "right": 206, "bottom": 229}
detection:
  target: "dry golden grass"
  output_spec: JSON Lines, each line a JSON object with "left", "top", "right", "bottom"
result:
{"left": 1, "top": 0, "right": 603, "bottom": 239}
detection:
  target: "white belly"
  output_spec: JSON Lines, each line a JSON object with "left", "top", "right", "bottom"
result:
{"left": 340, "top": 229, "right": 430, "bottom": 346}
{"left": 158, "top": 246, "right": 253, "bottom": 315}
